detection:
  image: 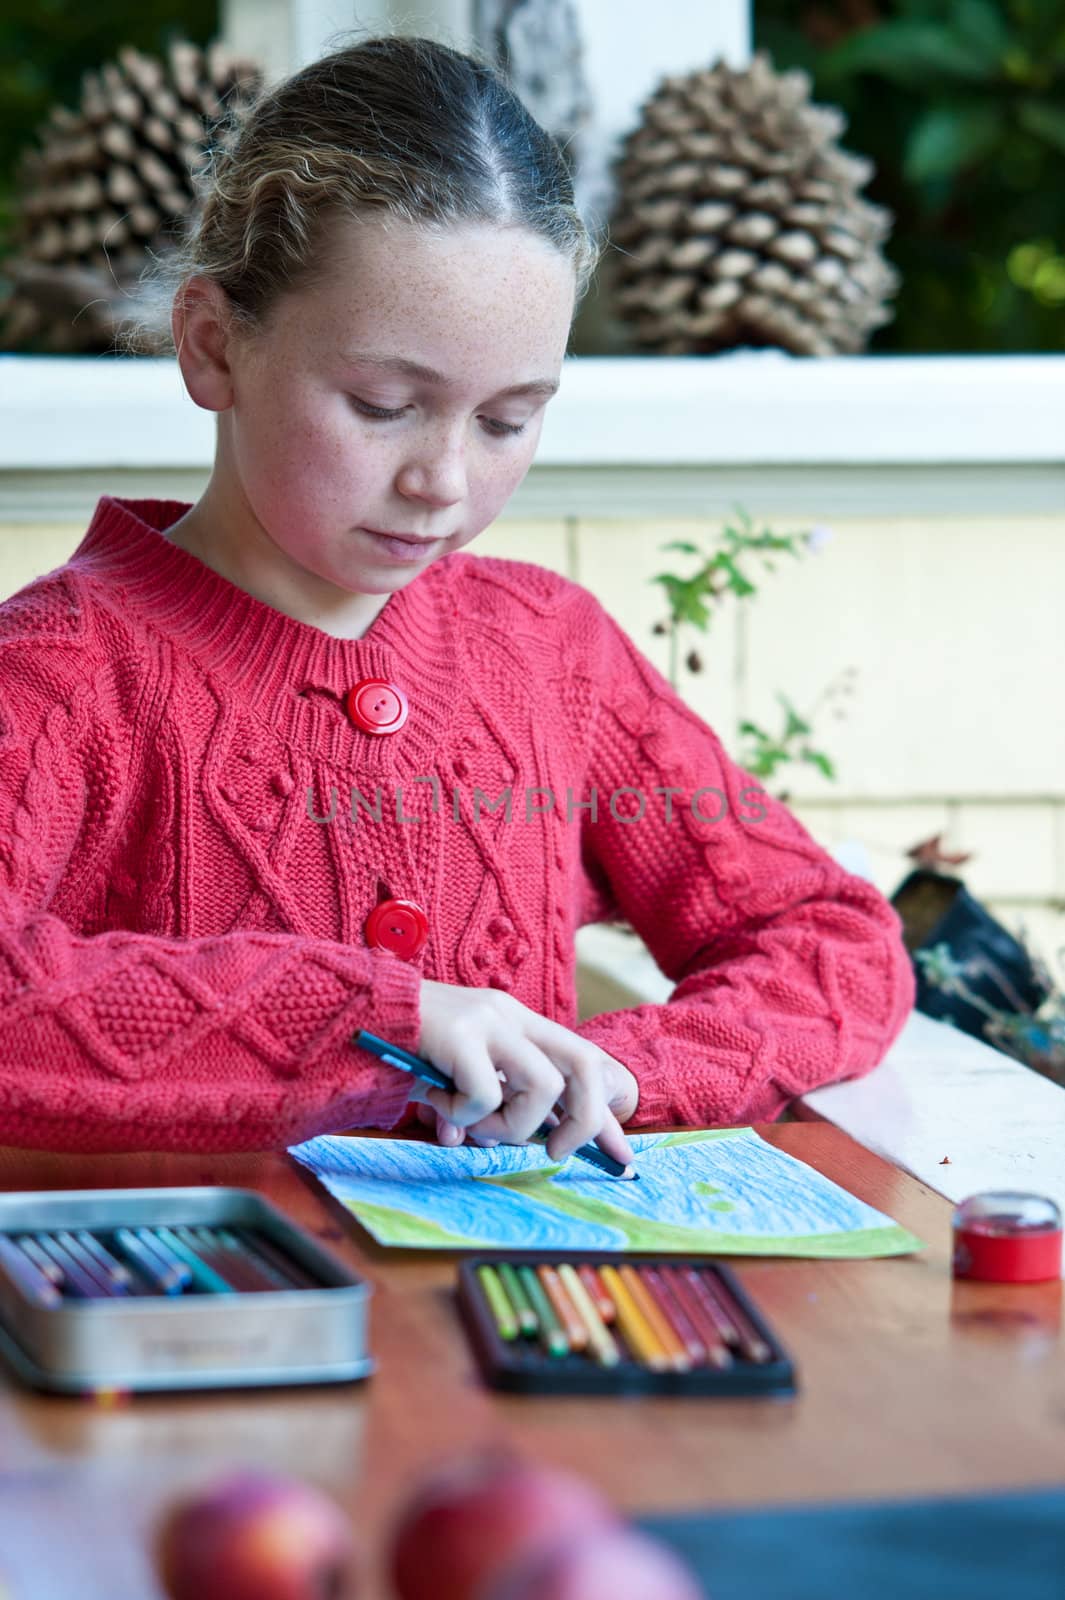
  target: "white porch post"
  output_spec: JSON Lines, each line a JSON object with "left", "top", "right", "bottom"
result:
{"left": 570, "top": 0, "right": 752, "bottom": 229}
{"left": 220, "top": 0, "right": 475, "bottom": 83}
{"left": 220, "top": 1, "right": 751, "bottom": 98}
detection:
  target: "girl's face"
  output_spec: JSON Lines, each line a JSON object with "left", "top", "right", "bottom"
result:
{"left": 173, "top": 216, "right": 577, "bottom": 636}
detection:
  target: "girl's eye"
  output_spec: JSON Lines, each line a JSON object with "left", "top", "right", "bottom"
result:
{"left": 350, "top": 397, "right": 527, "bottom": 438}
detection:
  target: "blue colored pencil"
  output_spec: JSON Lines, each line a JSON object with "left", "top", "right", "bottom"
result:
{"left": 112, "top": 1228, "right": 187, "bottom": 1295}
{"left": 130, "top": 1227, "right": 194, "bottom": 1289}
{"left": 353, "top": 1030, "right": 638, "bottom": 1180}
{"left": 150, "top": 1226, "right": 238, "bottom": 1295}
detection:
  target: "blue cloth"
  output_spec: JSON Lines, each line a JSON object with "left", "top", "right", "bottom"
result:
{"left": 639, "top": 1485, "right": 1065, "bottom": 1599}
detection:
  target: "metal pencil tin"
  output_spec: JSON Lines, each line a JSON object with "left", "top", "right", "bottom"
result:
{"left": 0, "top": 1187, "right": 373, "bottom": 1395}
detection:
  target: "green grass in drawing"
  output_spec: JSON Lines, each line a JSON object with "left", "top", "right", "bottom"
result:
{"left": 337, "top": 1199, "right": 484, "bottom": 1249}
{"left": 288, "top": 1126, "right": 926, "bottom": 1258}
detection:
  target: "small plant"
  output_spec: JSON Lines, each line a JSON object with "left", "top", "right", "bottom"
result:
{"left": 650, "top": 508, "right": 853, "bottom": 795}
{"left": 916, "top": 937, "right": 1065, "bottom": 1088}
{"left": 737, "top": 672, "right": 857, "bottom": 790}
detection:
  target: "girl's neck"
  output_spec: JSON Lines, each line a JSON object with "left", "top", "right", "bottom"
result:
{"left": 163, "top": 504, "right": 392, "bottom": 641}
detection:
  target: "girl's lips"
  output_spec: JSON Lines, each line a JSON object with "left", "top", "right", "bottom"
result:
{"left": 359, "top": 527, "right": 440, "bottom": 563}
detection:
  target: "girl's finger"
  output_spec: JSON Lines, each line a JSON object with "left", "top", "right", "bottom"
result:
{"left": 436, "top": 1111, "right": 465, "bottom": 1147}
{"left": 522, "top": 1021, "right": 637, "bottom": 1163}
{"left": 420, "top": 1045, "right": 503, "bottom": 1129}
{"left": 540, "top": 1052, "right": 607, "bottom": 1162}
{"left": 456, "top": 1039, "right": 564, "bottom": 1146}
{"left": 581, "top": 1104, "right": 635, "bottom": 1168}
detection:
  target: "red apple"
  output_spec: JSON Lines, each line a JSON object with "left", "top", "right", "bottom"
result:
{"left": 484, "top": 1525, "right": 707, "bottom": 1600}
{"left": 155, "top": 1468, "right": 360, "bottom": 1600}
{"left": 388, "top": 1452, "right": 618, "bottom": 1600}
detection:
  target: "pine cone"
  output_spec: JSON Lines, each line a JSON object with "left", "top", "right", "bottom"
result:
{"left": 607, "top": 52, "right": 899, "bottom": 356}
{"left": 0, "top": 39, "right": 264, "bottom": 355}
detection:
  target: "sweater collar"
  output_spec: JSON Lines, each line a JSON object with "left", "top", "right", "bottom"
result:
{"left": 71, "top": 495, "right": 459, "bottom": 767}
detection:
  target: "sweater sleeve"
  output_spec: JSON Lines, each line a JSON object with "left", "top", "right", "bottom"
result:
{"left": 572, "top": 599, "right": 915, "bottom": 1128}
{"left": 0, "top": 683, "right": 421, "bottom": 1155}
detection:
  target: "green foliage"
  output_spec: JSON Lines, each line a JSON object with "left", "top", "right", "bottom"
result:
{"left": 650, "top": 509, "right": 807, "bottom": 674}
{"left": 755, "top": 0, "right": 1065, "bottom": 351}
{"left": 738, "top": 695, "right": 839, "bottom": 784}
{"left": 650, "top": 509, "right": 853, "bottom": 794}
{"left": 0, "top": 2, "right": 218, "bottom": 260}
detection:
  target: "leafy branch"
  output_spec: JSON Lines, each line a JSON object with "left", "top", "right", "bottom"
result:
{"left": 650, "top": 507, "right": 852, "bottom": 795}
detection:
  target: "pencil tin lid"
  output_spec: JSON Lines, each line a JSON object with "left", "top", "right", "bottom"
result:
{"left": 951, "top": 1191, "right": 1063, "bottom": 1283}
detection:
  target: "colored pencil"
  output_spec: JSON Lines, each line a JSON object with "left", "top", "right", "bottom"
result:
{"left": 660, "top": 1266, "right": 733, "bottom": 1369}
{"left": 70, "top": 1230, "right": 135, "bottom": 1289}
{"left": 150, "top": 1227, "right": 237, "bottom": 1295}
{"left": 537, "top": 1265, "right": 589, "bottom": 1352}
{"left": 642, "top": 1265, "right": 706, "bottom": 1365}
{"left": 526, "top": 1128, "right": 638, "bottom": 1181}
{"left": 704, "top": 1271, "right": 773, "bottom": 1364}
{"left": 681, "top": 1266, "right": 740, "bottom": 1350}
{"left": 497, "top": 1261, "right": 538, "bottom": 1336}
{"left": 598, "top": 1265, "right": 670, "bottom": 1372}
{"left": 214, "top": 1227, "right": 297, "bottom": 1290}
{"left": 179, "top": 1227, "right": 275, "bottom": 1293}
{"left": 556, "top": 1263, "right": 621, "bottom": 1368}
{"left": 516, "top": 1264, "right": 568, "bottom": 1357}
{"left": 577, "top": 1264, "right": 616, "bottom": 1324}
{"left": 232, "top": 1228, "right": 320, "bottom": 1290}
{"left": 33, "top": 1234, "right": 115, "bottom": 1299}
{"left": 132, "top": 1227, "right": 195, "bottom": 1289}
{"left": 14, "top": 1235, "right": 64, "bottom": 1285}
{"left": 52, "top": 1231, "right": 132, "bottom": 1297}
{"left": 111, "top": 1228, "right": 187, "bottom": 1295}
{"left": 621, "top": 1266, "right": 690, "bottom": 1372}
{"left": 353, "top": 1030, "right": 638, "bottom": 1180}
{"left": 0, "top": 1235, "right": 62, "bottom": 1308}
{"left": 477, "top": 1265, "right": 519, "bottom": 1341}
{"left": 691, "top": 1269, "right": 741, "bottom": 1343}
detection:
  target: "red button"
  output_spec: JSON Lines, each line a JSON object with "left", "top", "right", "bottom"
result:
{"left": 345, "top": 678, "right": 408, "bottom": 735}
{"left": 364, "top": 899, "right": 428, "bottom": 960}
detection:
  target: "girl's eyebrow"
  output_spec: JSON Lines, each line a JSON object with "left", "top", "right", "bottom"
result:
{"left": 342, "top": 349, "right": 559, "bottom": 399}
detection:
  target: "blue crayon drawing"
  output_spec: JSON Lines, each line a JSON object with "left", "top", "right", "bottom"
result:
{"left": 287, "top": 1128, "right": 925, "bottom": 1258}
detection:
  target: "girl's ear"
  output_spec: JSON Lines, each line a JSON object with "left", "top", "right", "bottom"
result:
{"left": 172, "top": 275, "right": 236, "bottom": 412}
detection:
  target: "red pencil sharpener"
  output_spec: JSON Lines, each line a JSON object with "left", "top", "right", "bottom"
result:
{"left": 951, "top": 1191, "right": 1063, "bottom": 1284}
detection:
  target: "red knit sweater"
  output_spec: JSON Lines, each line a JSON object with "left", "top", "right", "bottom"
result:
{"left": 0, "top": 495, "right": 913, "bottom": 1154}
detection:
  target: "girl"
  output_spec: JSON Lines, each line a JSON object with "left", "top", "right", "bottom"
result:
{"left": 0, "top": 34, "right": 913, "bottom": 1158}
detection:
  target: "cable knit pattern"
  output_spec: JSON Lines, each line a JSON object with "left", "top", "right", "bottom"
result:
{"left": 0, "top": 495, "right": 913, "bottom": 1154}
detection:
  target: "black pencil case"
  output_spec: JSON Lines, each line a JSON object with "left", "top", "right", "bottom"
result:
{"left": 457, "top": 1253, "right": 798, "bottom": 1397}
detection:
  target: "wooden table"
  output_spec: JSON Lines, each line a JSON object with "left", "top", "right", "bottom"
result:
{"left": 0, "top": 1123, "right": 1062, "bottom": 1600}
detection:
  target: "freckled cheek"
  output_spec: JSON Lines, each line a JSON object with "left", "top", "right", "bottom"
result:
{"left": 249, "top": 411, "right": 352, "bottom": 505}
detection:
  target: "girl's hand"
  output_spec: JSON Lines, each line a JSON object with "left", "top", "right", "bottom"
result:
{"left": 408, "top": 979, "right": 639, "bottom": 1168}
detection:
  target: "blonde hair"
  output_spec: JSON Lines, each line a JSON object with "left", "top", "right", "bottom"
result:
{"left": 118, "top": 29, "right": 604, "bottom": 356}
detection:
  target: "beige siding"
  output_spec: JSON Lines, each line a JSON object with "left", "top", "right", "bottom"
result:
{"left": 0, "top": 523, "right": 88, "bottom": 596}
